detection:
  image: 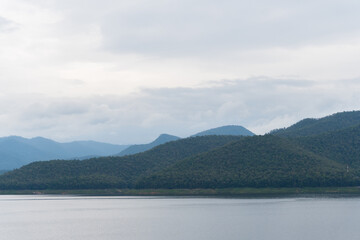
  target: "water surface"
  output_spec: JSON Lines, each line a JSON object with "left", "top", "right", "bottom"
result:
{"left": 0, "top": 195, "right": 359, "bottom": 240}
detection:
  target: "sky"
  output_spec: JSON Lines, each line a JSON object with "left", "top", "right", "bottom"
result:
{"left": 0, "top": 0, "right": 360, "bottom": 144}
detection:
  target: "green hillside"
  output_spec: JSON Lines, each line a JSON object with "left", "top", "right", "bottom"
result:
{"left": 0, "top": 135, "right": 242, "bottom": 190}
{"left": 294, "top": 124, "right": 360, "bottom": 169}
{"left": 136, "top": 135, "right": 357, "bottom": 189}
{"left": 272, "top": 111, "right": 360, "bottom": 137}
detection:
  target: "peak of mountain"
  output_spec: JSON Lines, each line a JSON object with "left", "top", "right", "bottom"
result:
{"left": 153, "top": 134, "right": 180, "bottom": 144}
{"left": 0, "top": 136, "right": 26, "bottom": 143}
{"left": 192, "top": 125, "right": 255, "bottom": 137}
{"left": 117, "top": 134, "right": 180, "bottom": 156}
{"left": 272, "top": 110, "right": 360, "bottom": 137}
{"left": 31, "top": 136, "right": 53, "bottom": 141}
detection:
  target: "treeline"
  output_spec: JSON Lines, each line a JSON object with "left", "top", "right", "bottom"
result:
{"left": 272, "top": 111, "right": 360, "bottom": 137}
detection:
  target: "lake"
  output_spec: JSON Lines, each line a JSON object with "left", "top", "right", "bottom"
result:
{"left": 0, "top": 195, "right": 359, "bottom": 240}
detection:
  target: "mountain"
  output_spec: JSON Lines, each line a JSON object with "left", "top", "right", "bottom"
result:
{"left": 62, "top": 140, "right": 129, "bottom": 157}
{"left": 136, "top": 135, "right": 355, "bottom": 189}
{"left": 2, "top": 110, "right": 360, "bottom": 190}
{"left": 0, "top": 136, "right": 128, "bottom": 170}
{"left": 192, "top": 125, "right": 255, "bottom": 137}
{"left": 272, "top": 111, "right": 360, "bottom": 137}
{"left": 117, "top": 126, "right": 254, "bottom": 157}
{"left": 0, "top": 135, "right": 242, "bottom": 190}
{"left": 117, "top": 134, "right": 180, "bottom": 156}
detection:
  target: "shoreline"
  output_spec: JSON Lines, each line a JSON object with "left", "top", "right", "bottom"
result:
{"left": 1, "top": 187, "right": 360, "bottom": 197}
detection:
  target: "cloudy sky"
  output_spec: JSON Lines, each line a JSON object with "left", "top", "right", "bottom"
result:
{"left": 0, "top": 0, "right": 360, "bottom": 144}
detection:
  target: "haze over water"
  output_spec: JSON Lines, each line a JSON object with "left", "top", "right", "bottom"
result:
{"left": 0, "top": 195, "right": 359, "bottom": 240}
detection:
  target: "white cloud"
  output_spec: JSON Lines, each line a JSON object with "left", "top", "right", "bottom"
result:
{"left": 0, "top": 78, "right": 357, "bottom": 144}
{"left": 0, "top": 1, "right": 359, "bottom": 143}
{"left": 99, "top": 0, "right": 360, "bottom": 55}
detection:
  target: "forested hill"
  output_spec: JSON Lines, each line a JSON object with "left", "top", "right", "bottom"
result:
{"left": 0, "top": 135, "right": 242, "bottom": 190}
{"left": 136, "top": 135, "right": 356, "bottom": 189}
{"left": 294, "top": 124, "right": 360, "bottom": 168}
{"left": 272, "top": 111, "right": 360, "bottom": 137}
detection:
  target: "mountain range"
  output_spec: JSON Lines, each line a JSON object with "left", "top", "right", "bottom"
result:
{"left": 0, "top": 125, "right": 253, "bottom": 170}
{"left": 117, "top": 125, "right": 254, "bottom": 156}
{"left": 0, "top": 135, "right": 243, "bottom": 189}
{"left": 0, "top": 137, "right": 128, "bottom": 170}
{"left": 116, "top": 134, "right": 181, "bottom": 156}
{"left": 1, "top": 110, "right": 360, "bottom": 190}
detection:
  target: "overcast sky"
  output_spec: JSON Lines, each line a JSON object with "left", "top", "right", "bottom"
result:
{"left": 0, "top": 0, "right": 360, "bottom": 144}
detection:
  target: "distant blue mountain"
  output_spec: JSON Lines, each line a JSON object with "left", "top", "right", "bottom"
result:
{"left": 117, "top": 134, "right": 180, "bottom": 156}
{"left": 192, "top": 125, "right": 255, "bottom": 137}
{"left": 0, "top": 125, "right": 254, "bottom": 169}
{"left": 0, "top": 136, "right": 128, "bottom": 170}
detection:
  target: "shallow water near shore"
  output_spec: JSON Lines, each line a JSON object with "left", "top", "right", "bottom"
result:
{"left": 1, "top": 195, "right": 359, "bottom": 240}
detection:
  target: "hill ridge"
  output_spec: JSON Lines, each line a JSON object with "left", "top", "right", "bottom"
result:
{"left": 192, "top": 125, "right": 255, "bottom": 137}
{"left": 272, "top": 110, "right": 360, "bottom": 137}
{"left": 117, "top": 134, "right": 181, "bottom": 156}
{"left": 0, "top": 136, "right": 129, "bottom": 170}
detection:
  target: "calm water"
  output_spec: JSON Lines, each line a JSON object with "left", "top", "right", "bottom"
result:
{"left": 0, "top": 195, "right": 359, "bottom": 240}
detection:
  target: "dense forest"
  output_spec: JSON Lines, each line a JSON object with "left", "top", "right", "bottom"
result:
{"left": 1, "top": 110, "right": 360, "bottom": 190}
{"left": 136, "top": 135, "right": 357, "bottom": 189}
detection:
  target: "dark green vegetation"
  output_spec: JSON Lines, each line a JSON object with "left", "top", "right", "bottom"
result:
{"left": 117, "top": 134, "right": 180, "bottom": 156}
{"left": 1, "top": 110, "right": 360, "bottom": 191}
{"left": 272, "top": 111, "right": 360, "bottom": 137}
{"left": 191, "top": 125, "right": 255, "bottom": 137}
{"left": 295, "top": 125, "right": 360, "bottom": 169}
{"left": 137, "top": 135, "right": 356, "bottom": 189}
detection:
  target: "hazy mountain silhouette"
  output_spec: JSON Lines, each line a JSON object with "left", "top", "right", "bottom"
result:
{"left": 0, "top": 136, "right": 128, "bottom": 170}
{"left": 192, "top": 125, "right": 255, "bottom": 137}
{"left": 117, "top": 134, "right": 180, "bottom": 156}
